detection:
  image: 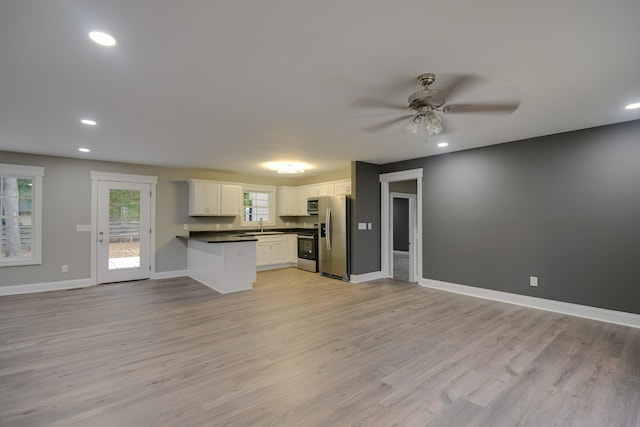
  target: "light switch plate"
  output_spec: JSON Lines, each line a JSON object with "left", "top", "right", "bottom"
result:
{"left": 358, "top": 222, "right": 367, "bottom": 230}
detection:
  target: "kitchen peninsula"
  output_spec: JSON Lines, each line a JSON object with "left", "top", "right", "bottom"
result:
{"left": 181, "top": 233, "right": 258, "bottom": 294}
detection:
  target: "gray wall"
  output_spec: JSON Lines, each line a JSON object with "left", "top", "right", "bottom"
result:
{"left": 380, "top": 119, "right": 640, "bottom": 315}
{"left": 0, "top": 151, "right": 348, "bottom": 287}
{"left": 393, "top": 198, "right": 409, "bottom": 251}
{"left": 350, "top": 161, "right": 381, "bottom": 275}
{"left": 389, "top": 180, "right": 417, "bottom": 194}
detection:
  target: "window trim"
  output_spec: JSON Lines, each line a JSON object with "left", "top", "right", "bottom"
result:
{"left": 0, "top": 163, "right": 45, "bottom": 267}
{"left": 240, "top": 185, "right": 276, "bottom": 227}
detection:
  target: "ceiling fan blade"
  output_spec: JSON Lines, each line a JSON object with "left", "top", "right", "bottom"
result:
{"left": 436, "top": 74, "right": 483, "bottom": 100}
{"left": 351, "top": 97, "right": 407, "bottom": 111}
{"left": 362, "top": 114, "right": 414, "bottom": 133}
{"left": 443, "top": 102, "right": 520, "bottom": 114}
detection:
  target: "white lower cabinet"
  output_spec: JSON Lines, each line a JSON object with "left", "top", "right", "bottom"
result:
{"left": 256, "top": 234, "right": 298, "bottom": 270}
{"left": 285, "top": 234, "right": 297, "bottom": 263}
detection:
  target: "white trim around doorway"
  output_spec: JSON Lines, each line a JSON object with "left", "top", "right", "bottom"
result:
{"left": 90, "top": 171, "right": 158, "bottom": 285}
{"left": 379, "top": 168, "right": 423, "bottom": 282}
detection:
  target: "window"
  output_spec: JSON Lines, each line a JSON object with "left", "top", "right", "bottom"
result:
{"left": 241, "top": 186, "right": 275, "bottom": 227}
{"left": 1, "top": 163, "right": 44, "bottom": 266}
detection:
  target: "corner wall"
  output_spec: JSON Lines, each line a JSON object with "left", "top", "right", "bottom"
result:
{"left": 350, "top": 161, "right": 381, "bottom": 275}
{"left": 380, "top": 119, "right": 640, "bottom": 315}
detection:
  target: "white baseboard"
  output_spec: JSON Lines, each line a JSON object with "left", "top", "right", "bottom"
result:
{"left": 350, "top": 271, "right": 386, "bottom": 283}
{"left": 421, "top": 278, "right": 640, "bottom": 329}
{"left": 0, "top": 278, "right": 94, "bottom": 296}
{"left": 152, "top": 269, "right": 189, "bottom": 280}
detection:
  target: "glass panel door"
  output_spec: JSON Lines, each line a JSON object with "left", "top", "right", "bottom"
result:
{"left": 107, "top": 189, "right": 141, "bottom": 270}
{"left": 97, "top": 181, "right": 150, "bottom": 284}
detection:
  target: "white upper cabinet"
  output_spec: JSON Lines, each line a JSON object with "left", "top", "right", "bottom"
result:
{"left": 276, "top": 179, "right": 352, "bottom": 217}
{"left": 277, "top": 186, "right": 296, "bottom": 216}
{"left": 333, "top": 179, "right": 352, "bottom": 196}
{"left": 220, "top": 184, "right": 242, "bottom": 216}
{"left": 188, "top": 180, "right": 241, "bottom": 216}
{"left": 310, "top": 184, "right": 330, "bottom": 197}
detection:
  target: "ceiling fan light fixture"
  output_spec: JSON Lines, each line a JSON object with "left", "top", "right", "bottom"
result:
{"left": 405, "top": 114, "right": 422, "bottom": 134}
{"left": 424, "top": 111, "right": 443, "bottom": 136}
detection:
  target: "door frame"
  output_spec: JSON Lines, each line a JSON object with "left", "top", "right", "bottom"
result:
{"left": 390, "top": 192, "right": 417, "bottom": 282}
{"left": 90, "top": 171, "right": 157, "bottom": 285}
{"left": 380, "top": 168, "right": 423, "bottom": 281}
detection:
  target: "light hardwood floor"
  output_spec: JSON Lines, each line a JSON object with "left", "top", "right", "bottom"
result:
{"left": 1, "top": 268, "right": 639, "bottom": 426}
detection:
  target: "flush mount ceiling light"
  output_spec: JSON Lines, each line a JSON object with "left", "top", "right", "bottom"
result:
{"left": 264, "top": 161, "right": 310, "bottom": 174}
{"left": 625, "top": 102, "right": 640, "bottom": 110}
{"left": 89, "top": 31, "right": 116, "bottom": 47}
{"left": 437, "top": 142, "right": 449, "bottom": 148}
{"left": 78, "top": 147, "right": 91, "bottom": 153}
{"left": 81, "top": 119, "right": 97, "bottom": 126}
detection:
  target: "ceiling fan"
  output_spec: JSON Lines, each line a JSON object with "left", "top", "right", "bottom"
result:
{"left": 355, "top": 73, "right": 520, "bottom": 137}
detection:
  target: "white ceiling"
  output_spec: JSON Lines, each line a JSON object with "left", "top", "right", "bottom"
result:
{"left": 1, "top": 1, "right": 639, "bottom": 177}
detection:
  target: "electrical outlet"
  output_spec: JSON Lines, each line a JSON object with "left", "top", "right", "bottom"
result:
{"left": 183, "top": 224, "right": 189, "bottom": 230}
{"left": 367, "top": 223, "right": 372, "bottom": 230}
{"left": 216, "top": 223, "right": 220, "bottom": 229}
{"left": 61, "top": 265, "right": 69, "bottom": 273}
{"left": 530, "top": 276, "right": 538, "bottom": 287}
{"left": 227, "top": 223, "right": 233, "bottom": 229}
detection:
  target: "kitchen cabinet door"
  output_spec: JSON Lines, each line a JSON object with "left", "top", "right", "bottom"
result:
{"left": 285, "top": 234, "right": 298, "bottom": 263}
{"left": 189, "top": 180, "right": 220, "bottom": 216}
{"left": 256, "top": 237, "right": 271, "bottom": 267}
{"left": 333, "top": 179, "right": 352, "bottom": 196}
{"left": 268, "top": 235, "right": 288, "bottom": 265}
{"left": 220, "top": 184, "right": 241, "bottom": 216}
{"left": 277, "top": 187, "right": 296, "bottom": 216}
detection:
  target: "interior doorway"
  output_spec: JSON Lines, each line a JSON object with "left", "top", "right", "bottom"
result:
{"left": 380, "top": 169, "right": 423, "bottom": 283}
{"left": 391, "top": 191, "right": 416, "bottom": 281}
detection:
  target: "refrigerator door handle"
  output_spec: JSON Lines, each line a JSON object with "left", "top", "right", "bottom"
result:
{"left": 326, "top": 208, "right": 332, "bottom": 250}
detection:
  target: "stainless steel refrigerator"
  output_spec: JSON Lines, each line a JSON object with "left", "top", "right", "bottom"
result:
{"left": 318, "top": 195, "right": 350, "bottom": 281}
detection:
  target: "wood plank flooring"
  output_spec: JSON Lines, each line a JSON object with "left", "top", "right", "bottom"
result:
{"left": 1, "top": 268, "right": 639, "bottom": 426}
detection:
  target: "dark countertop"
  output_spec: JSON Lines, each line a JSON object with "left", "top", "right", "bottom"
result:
{"left": 176, "top": 234, "right": 258, "bottom": 244}
{"left": 177, "top": 227, "right": 316, "bottom": 243}
{"left": 190, "top": 228, "right": 317, "bottom": 236}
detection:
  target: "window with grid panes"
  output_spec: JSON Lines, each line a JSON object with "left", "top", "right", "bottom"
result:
{"left": 242, "top": 187, "right": 275, "bottom": 226}
{"left": 1, "top": 164, "right": 44, "bottom": 267}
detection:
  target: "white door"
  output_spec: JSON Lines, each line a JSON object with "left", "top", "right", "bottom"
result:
{"left": 96, "top": 181, "right": 151, "bottom": 284}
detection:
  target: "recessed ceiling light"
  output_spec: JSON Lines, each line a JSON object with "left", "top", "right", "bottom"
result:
{"left": 78, "top": 148, "right": 91, "bottom": 153}
{"left": 625, "top": 102, "right": 640, "bottom": 110}
{"left": 81, "top": 119, "right": 97, "bottom": 126}
{"left": 437, "top": 142, "right": 449, "bottom": 148}
{"left": 89, "top": 31, "right": 116, "bottom": 47}
{"left": 263, "top": 161, "right": 310, "bottom": 174}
